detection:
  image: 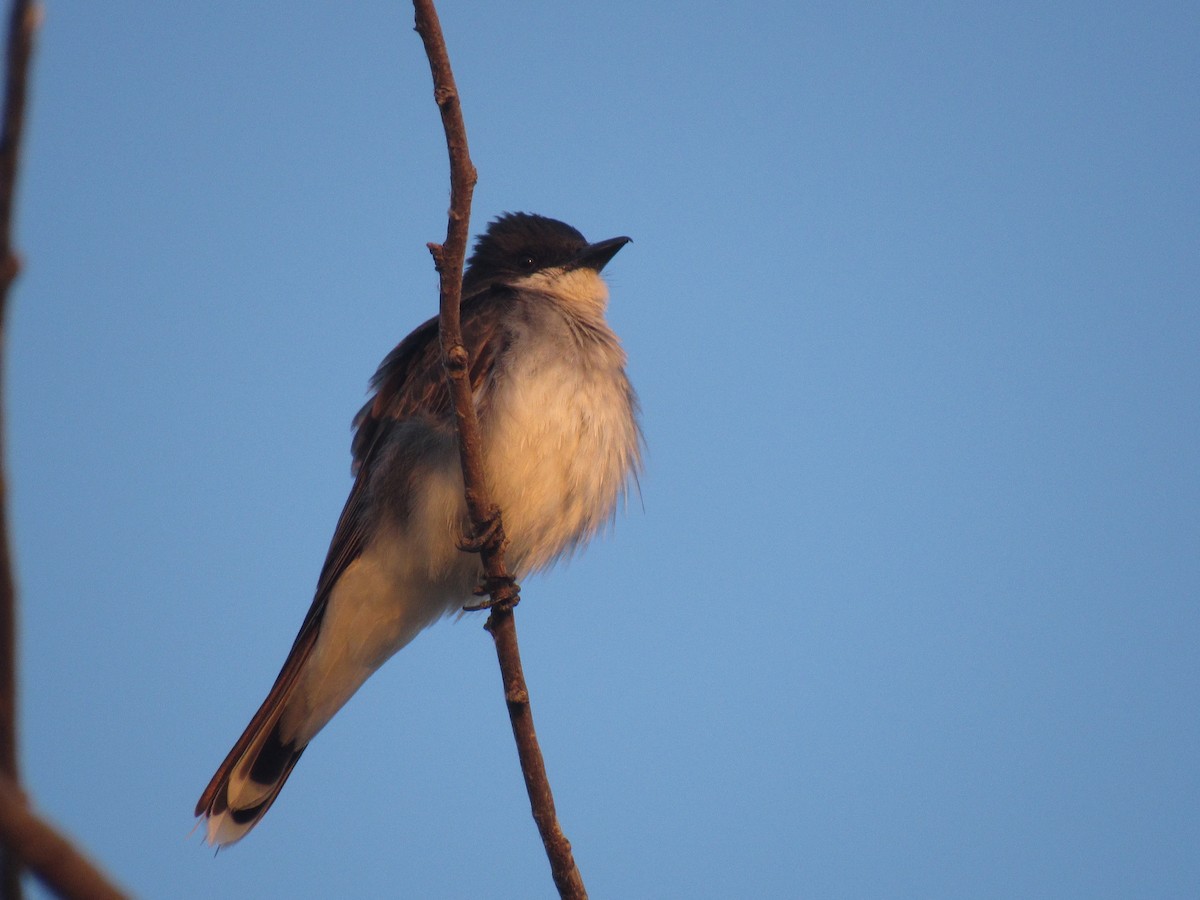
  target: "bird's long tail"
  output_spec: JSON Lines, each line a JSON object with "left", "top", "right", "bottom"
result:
{"left": 197, "top": 538, "right": 473, "bottom": 845}
{"left": 195, "top": 622, "right": 320, "bottom": 847}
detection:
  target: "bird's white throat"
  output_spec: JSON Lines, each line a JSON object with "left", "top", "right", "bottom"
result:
{"left": 513, "top": 267, "right": 611, "bottom": 317}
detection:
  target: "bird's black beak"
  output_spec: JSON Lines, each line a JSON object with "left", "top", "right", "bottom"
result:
{"left": 570, "top": 235, "right": 631, "bottom": 273}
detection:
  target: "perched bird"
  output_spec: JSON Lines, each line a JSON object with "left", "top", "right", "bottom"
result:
{"left": 196, "top": 213, "right": 641, "bottom": 845}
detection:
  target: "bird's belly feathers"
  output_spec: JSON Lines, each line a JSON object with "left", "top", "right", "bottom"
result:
{"left": 482, "top": 352, "right": 638, "bottom": 573}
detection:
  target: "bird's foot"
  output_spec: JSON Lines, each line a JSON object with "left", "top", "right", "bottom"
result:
{"left": 456, "top": 510, "right": 505, "bottom": 555}
{"left": 463, "top": 573, "right": 521, "bottom": 612}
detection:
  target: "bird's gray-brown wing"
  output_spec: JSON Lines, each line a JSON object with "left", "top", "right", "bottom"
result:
{"left": 317, "top": 288, "right": 511, "bottom": 615}
{"left": 196, "top": 290, "right": 510, "bottom": 817}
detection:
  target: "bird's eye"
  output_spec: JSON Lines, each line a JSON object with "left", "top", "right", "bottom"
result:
{"left": 516, "top": 254, "right": 537, "bottom": 272}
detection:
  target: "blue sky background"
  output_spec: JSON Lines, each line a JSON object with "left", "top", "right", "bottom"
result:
{"left": 8, "top": 2, "right": 1198, "bottom": 897}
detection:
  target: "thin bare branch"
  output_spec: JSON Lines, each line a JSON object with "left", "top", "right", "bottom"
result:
{"left": 0, "top": 2, "right": 36, "bottom": 896}
{"left": 410, "top": 3, "right": 587, "bottom": 897}
{"left": 485, "top": 607, "right": 585, "bottom": 897}
{"left": 0, "top": 778, "right": 128, "bottom": 900}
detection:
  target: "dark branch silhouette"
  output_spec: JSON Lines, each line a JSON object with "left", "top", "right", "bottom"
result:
{"left": 411, "top": 2, "right": 588, "bottom": 897}
{"left": 0, "top": 1, "right": 35, "bottom": 894}
{"left": 0, "top": 3, "right": 128, "bottom": 898}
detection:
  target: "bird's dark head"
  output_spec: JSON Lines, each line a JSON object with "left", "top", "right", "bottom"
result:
{"left": 463, "top": 213, "right": 630, "bottom": 297}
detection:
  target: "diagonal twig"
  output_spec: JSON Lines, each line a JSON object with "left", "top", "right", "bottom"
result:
{"left": 0, "top": 778, "right": 127, "bottom": 900}
{"left": 410, "top": 3, "right": 587, "bottom": 897}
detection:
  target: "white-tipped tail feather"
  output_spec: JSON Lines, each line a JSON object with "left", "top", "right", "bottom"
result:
{"left": 197, "top": 535, "right": 478, "bottom": 845}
